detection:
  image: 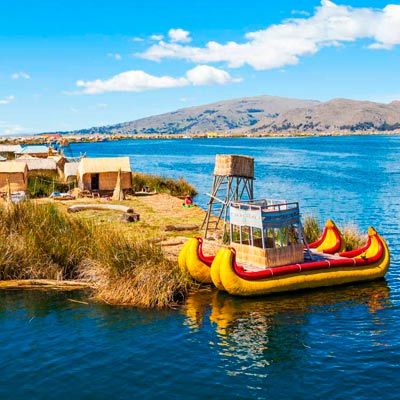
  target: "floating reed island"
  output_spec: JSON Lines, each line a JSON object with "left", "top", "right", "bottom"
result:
{"left": 0, "top": 172, "right": 200, "bottom": 308}
{"left": 0, "top": 155, "right": 374, "bottom": 308}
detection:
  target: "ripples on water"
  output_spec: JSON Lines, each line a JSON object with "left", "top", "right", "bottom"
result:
{"left": 1, "top": 136, "right": 400, "bottom": 399}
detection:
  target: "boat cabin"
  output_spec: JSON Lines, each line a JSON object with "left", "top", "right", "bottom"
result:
{"left": 229, "top": 199, "right": 308, "bottom": 268}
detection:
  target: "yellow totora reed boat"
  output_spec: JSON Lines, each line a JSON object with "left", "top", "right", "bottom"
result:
{"left": 178, "top": 199, "right": 390, "bottom": 296}
{"left": 209, "top": 226, "right": 390, "bottom": 296}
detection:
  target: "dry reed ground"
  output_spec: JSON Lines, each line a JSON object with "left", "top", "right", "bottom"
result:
{"left": 53, "top": 192, "right": 221, "bottom": 257}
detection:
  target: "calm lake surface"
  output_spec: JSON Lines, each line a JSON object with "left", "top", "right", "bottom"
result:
{"left": 1, "top": 135, "right": 399, "bottom": 399}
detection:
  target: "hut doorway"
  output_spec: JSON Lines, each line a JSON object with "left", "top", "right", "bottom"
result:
{"left": 91, "top": 173, "right": 99, "bottom": 190}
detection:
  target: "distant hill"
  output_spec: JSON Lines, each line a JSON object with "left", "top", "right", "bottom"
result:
{"left": 245, "top": 98, "right": 400, "bottom": 134}
{"left": 46, "top": 95, "right": 400, "bottom": 136}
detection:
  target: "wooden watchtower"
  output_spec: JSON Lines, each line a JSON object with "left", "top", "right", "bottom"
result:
{"left": 201, "top": 154, "right": 254, "bottom": 239}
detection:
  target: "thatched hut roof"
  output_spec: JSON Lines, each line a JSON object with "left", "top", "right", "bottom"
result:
{"left": 15, "top": 145, "right": 51, "bottom": 156}
{"left": 78, "top": 157, "right": 131, "bottom": 175}
{"left": 15, "top": 157, "right": 57, "bottom": 171}
{"left": 0, "top": 144, "right": 23, "bottom": 153}
{"left": 64, "top": 162, "right": 79, "bottom": 179}
{"left": 0, "top": 161, "right": 28, "bottom": 173}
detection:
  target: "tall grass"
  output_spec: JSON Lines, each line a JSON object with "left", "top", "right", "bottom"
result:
{"left": 0, "top": 201, "right": 93, "bottom": 280}
{"left": 0, "top": 201, "right": 194, "bottom": 307}
{"left": 341, "top": 223, "right": 365, "bottom": 251}
{"left": 302, "top": 215, "right": 322, "bottom": 243}
{"left": 131, "top": 172, "right": 197, "bottom": 196}
{"left": 303, "top": 215, "right": 365, "bottom": 250}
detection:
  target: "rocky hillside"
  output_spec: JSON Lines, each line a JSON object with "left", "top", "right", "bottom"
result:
{"left": 49, "top": 95, "right": 400, "bottom": 136}
{"left": 55, "top": 96, "right": 320, "bottom": 135}
{"left": 246, "top": 98, "right": 400, "bottom": 134}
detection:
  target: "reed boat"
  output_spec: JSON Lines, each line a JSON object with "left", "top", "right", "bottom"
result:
{"left": 179, "top": 218, "right": 344, "bottom": 284}
{"left": 178, "top": 199, "right": 390, "bottom": 296}
{"left": 210, "top": 226, "right": 389, "bottom": 296}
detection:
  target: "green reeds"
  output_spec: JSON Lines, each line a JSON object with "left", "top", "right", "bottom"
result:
{"left": 28, "top": 175, "right": 73, "bottom": 198}
{"left": 0, "top": 201, "right": 94, "bottom": 280}
{"left": 131, "top": 172, "right": 197, "bottom": 196}
{"left": 341, "top": 223, "right": 365, "bottom": 251}
{"left": 302, "top": 215, "right": 322, "bottom": 243}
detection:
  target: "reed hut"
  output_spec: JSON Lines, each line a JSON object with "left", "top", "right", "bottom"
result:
{"left": 0, "top": 161, "right": 28, "bottom": 192}
{"left": 77, "top": 157, "right": 132, "bottom": 193}
{"left": 64, "top": 162, "right": 79, "bottom": 182}
{"left": 16, "top": 157, "right": 58, "bottom": 178}
{"left": 0, "top": 144, "right": 22, "bottom": 160}
{"left": 48, "top": 155, "right": 67, "bottom": 178}
{"left": 15, "top": 145, "right": 53, "bottom": 159}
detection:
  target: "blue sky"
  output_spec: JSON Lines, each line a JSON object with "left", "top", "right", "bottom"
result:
{"left": 1, "top": 0, "right": 400, "bottom": 135}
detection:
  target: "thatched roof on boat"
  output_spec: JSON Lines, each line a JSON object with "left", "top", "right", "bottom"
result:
{"left": 0, "top": 160, "right": 28, "bottom": 173}
{"left": 78, "top": 157, "right": 131, "bottom": 175}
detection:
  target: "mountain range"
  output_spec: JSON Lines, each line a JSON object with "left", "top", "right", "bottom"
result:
{"left": 49, "top": 95, "right": 400, "bottom": 136}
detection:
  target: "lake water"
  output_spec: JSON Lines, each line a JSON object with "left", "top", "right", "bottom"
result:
{"left": 1, "top": 135, "right": 399, "bottom": 399}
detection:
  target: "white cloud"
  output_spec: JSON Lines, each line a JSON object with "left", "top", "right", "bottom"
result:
{"left": 11, "top": 71, "right": 30, "bottom": 80}
{"left": 168, "top": 28, "right": 192, "bottom": 43}
{"left": 186, "top": 65, "right": 241, "bottom": 85}
{"left": 291, "top": 9, "right": 311, "bottom": 16}
{"left": 107, "top": 53, "right": 122, "bottom": 60}
{"left": 0, "top": 121, "right": 27, "bottom": 135}
{"left": 75, "top": 66, "right": 239, "bottom": 94}
{"left": 139, "top": 1, "right": 400, "bottom": 70}
{"left": 150, "top": 34, "right": 164, "bottom": 41}
{"left": 0, "top": 95, "right": 15, "bottom": 105}
{"left": 76, "top": 70, "right": 188, "bottom": 94}
{"left": 132, "top": 37, "right": 145, "bottom": 42}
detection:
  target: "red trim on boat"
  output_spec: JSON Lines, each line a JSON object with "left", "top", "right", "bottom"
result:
{"left": 195, "top": 237, "right": 215, "bottom": 266}
{"left": 232, "top": 234, "right": 383, "bottom": 281}
{"left": 307, "top": 224, "right": 342, "bottom": 254}
{"left": 308, "top": 226, "right": 327, "bottom": 248}
{"left": 338, "top": 236, "right": 371, "bottom": 258}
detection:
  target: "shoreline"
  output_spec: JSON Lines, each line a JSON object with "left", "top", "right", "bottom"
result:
{"left": 0, "top": 193, "right": 217, "bottom": 298}
{"left": 1, "top": 130, "right": 399, "bottom": 145}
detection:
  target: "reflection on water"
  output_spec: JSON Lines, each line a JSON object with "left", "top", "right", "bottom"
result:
{"left": 182, "top": 281, "right": 391, "bottom": 379}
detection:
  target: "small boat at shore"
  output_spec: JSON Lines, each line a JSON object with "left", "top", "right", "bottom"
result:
{"left": 178, "top": 199, "right": 390, "bottom": 296}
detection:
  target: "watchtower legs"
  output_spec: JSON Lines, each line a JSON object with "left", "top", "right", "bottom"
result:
{"left": 201, "top": 175, "right": 254, "bottom": 239}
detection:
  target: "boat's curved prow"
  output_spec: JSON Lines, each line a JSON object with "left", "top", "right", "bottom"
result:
{"left": 210, "top": 247, "right": 231, "bottom": 291}
{"left": 178, "top": 237, "right": 214, "bottom": 283}
{"left": 308, "top": 219, "right": 345, "bottom": 254}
